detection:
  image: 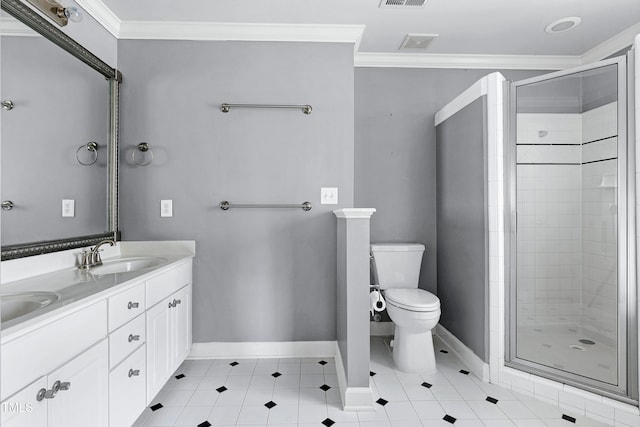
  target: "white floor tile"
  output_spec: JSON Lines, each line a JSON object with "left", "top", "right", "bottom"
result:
{"left": 141, "top": 406, "right": 183, "bottom": 426}
{"left": 297, "top": 404, "right": 328, "bottom": 423}
{"left": 174, "top": 406, "right": 213, "bottom": 425}
{"left": 237, "top": 404, "right": 269, "bottom": 424}
{"left": 498, "top": 400, "right": 538, "bottom": 419}
{"left": 439, "top": 400, "right": 481, "bottom": 420}
{"left": 467, "top": 400, "right": 509, "bottom": 419}
{"left": 151, "top": 389, "right": 194, "bottom": 407}
{"left": 266, "top": 403, "right": 298, "bottom": 424}
{"left": 327, "top": 403, "right": 360, "bottom": 422}
{"left": 186, "top": 388, "right": 219, "bottom": 406}
{"left": 272, "top": 374, "right": 300, "bottom": 389}
{"left": 411, "top": 400, "right": 446, "bottom": 420}
{"left": 384, "top": 401, "right": 420, "bottom": 422}
{"left": 300, "top": 374, "right": 325, "bottom": 388}
{"left": 431, "top": 384, "right": 464, "bottom": 401}
{"left": 216, "top": 389, "right": 248, "bottom": 406}
{"left": 208, "top": 404, "right": 242, "bottom": 425}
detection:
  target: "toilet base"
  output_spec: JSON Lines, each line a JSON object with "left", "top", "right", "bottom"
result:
{"left": 392, "top": 327, "right": 437, "bottom": 374}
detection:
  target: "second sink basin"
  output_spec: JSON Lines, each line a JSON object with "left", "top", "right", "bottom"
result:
{"left": 89, "top": 256, "right": 167, "bottom": 276}
{"left": 1, "top": 292, "right": 60, "bottom": 324}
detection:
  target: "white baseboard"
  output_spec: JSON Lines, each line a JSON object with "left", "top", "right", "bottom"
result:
{"left": 334, "top": 343, "right": 374, "bottom": 411}
{"left": 435, "top": 324, "right": 490, "bottom": 382}
{"left": 370, "top": 321, "right": 394, "bottom": 336}
{"left": 188, "top": 341, "right": 336, "bottom": 359}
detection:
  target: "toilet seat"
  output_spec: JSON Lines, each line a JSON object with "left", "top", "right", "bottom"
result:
{"left": 385, "top": 289, "right": 440, "bottom": 312}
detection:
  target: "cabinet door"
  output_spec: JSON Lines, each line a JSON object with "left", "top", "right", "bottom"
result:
{"left": 1, "top": 377, "right": 48, "bottom": 427}
{"left": 146, "top": 296, "right": 172, "bottom": 403}
{"left": 171, "top": 284, "right": 192, "bottom": 370}
{"left": 48, "top": 340, "right": 108, "bottom": 427}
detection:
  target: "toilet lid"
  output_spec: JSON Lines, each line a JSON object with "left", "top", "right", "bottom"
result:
{"left": 384, "top": 289, "right": 440, "bottom": 311}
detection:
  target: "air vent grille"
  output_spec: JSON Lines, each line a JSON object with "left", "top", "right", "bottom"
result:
{"left": 400, "top": 34, "right": 438, "bottom": 50}
{"left": 379, "top": 0, "right": 428, "bottom": 8}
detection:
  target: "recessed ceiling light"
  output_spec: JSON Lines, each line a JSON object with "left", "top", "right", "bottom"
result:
{"left": 545, "top": 17, "right": 582, "bottom": 34}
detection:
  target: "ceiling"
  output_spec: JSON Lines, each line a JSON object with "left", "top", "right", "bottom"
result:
{"left": 97, "top": 0, "right": 640, "bottom": 57}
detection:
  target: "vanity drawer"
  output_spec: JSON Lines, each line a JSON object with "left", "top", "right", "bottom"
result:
{"left": 109, "top": 314, "right": 145, "bottom": 369}
{"left": 147, "top": 261, "right": 192, "bottom": 307}
{"left": 108, "top": 283, "right": 145, "bottom": 332}
{"left": 109, "top": 344, "right": 146, "bottom": 427}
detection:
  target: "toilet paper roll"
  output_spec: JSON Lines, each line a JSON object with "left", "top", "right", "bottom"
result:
{"left": 370, "top": 290, "right": 386, "bottom": 316}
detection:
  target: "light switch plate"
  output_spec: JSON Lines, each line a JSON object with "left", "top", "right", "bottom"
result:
{"left": 161, "top": 200, "right": 173, "bottom": 217}
{"left": 321, "top": 187, "right": 338, "bottom": 205}
{"left": 62, "top": 199, "right": 75, "bottom": 217}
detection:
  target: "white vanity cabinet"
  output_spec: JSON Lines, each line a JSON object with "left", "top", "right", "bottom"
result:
{"left": 145, "top": 262, "right": 192, "bottom": 403}
{"left": 1, "top": 340, "right": 109, "bottom": 427}
{"left": 1, "top": 253, "right": 193, "bottom": 427}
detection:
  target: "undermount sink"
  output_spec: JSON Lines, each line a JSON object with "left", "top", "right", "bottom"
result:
{"left": 1, "top": 292, "right": 60, "bottom": 323}
{"left": 89, "top": 256, "right": 167, "bottom": 276}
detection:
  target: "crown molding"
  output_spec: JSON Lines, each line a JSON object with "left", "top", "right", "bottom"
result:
{"left": 118, "top": 20, "right": 365, "bottom": 48}
{"left": 354, "top": 52, "right": 582, "bottom": 70}
{"left": 581, "top": 21, "right": 640, "bottom": 64}
{"left": 0, "top": 17, "right": 40, "bottom": 36}
{"left": 74, "top": 0, "right": 121, "bottom": 37}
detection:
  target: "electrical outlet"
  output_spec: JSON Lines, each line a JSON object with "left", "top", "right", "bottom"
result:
{"left": 161, "top": 200, "right": 173, "bottom": 217}
{"left": 62, "top": 199, "right": 75, "bottom": 217}
{"left": 321, "top": 187, "right": 338, "bottom": 205}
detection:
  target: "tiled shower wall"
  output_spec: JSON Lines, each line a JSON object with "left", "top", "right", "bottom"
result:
{"left": 516, "top": 102, "right": 618, "bottom": 339}
{"left": 581, "top": 103, "right": 618, "bottom": 342}
{"left": 516, "top": 114, "right": 582, "bottom": 326}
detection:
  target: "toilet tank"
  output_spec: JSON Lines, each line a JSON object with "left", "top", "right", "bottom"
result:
{"left": 370, "top": 243, "right": 425, "bottom": 289}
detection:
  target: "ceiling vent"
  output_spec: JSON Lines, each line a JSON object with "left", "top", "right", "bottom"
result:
{"left": 379, "top": 0, "right": 428, "bottom": 9}
{"left": 400, "top": 33, "right": 438, "bottom": 50}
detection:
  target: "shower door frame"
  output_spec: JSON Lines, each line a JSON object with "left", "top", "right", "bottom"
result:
{"left": 505, "top": 54, "right": 638, "bottom": 403}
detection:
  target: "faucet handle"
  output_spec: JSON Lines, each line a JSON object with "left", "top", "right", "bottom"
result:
{"left": 93, "top": 249, "right": 104, "bottom": 265}
{"left": 79, "top": 249, "right": 92, "bottom": 269}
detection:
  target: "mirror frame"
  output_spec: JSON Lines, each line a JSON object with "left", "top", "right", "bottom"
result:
{"left": 1, "top": 0, "right": 120, "bottom": 260}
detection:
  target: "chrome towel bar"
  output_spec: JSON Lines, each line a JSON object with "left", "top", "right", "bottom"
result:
{"left": 219, "top": 201, "right": 312, "bottom": 211}
{"left": 220, "top": 103, "right": 312, "bottom": 114}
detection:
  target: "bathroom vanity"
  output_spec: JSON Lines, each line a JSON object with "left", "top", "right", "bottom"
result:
{"left": 0, "top": 241, "right": 194, "bottom": 427}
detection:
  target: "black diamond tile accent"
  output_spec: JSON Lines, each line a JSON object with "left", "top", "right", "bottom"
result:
{"left": 319, "top": 360, "right": 328, "bottom": 365}
{"left": 421, "top": 382, "right": 432, "bottom": 389}
{"left": 216, "top": 386, "right": 227, "bottom": 393}
{"left": 376, "top": 398, "right": 388, "bottom": 406}
{"left": 271, "top": 372, "right": 282, "bottom": 378}
{"left": 486, "top": 396, "right": 499, "bottom": 404}
{"left": 440, "top": 349, "right": 449, "bottom": 354}
{"left": 149, "top": 403, "right": 163, "bottom": 411}
{"left": 459, "top": 369, "right": 470, "bottom": 375}
{"left": 264, "top": 401, "right": 277, "bottom": 409}
{"left": 175, "top": 373, "right": 185, "bottom": 379}
{"left": 443, "top": 414, "right": 457, "bottom": 423}
{"left": 321, "top": 418, "right": 335, "bottom": 427}
{"left": 562, "top": 414, "right": 577, "bottom": 423}
{"left": 370, "top": 371, "right": 376, "bottom": 377}
{"left": 229, "top": 361, "right": 239, "bottom": 366}
{"left": 320, "top": 384, "right": 331, "bottom": 391}
{"left": 197, "top": 422, "right": 211, "bottom": 427}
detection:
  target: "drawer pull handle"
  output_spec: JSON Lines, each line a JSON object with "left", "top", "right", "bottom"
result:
{"left": 168, "top": 301, "right": 174, "bottom": 308}
{"left": 43, "top": 380, "right": 66, "bottom": 399}
{"left": 128, "top": 369, "right": 140, "bottom": 378}
{"left": 128, "top": 334, "right": 141, "bottom": 342}
{"left": 127, "top": 301, "right": 139, "bottom": 310}
{"left": 175, "top": 299, "right": 182, "bottom": 305}
{"left": 36, "top": 388, "right": 47, "bottom": 401}
{"left": 59, "top": 382, "right": 71, "bottom": 391}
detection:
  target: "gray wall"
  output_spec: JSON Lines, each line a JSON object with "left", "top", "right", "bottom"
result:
{"left": 1, "top": 36, "right": 109, "bottom": 245}
{"left": 354, "top": 68, "right": 545, "bottom": 296}
{"left": 118, "top": 40, "right": 354, "bottom": 343}
{"left": 436, "top": 97, "right": 488, "bottom": 361}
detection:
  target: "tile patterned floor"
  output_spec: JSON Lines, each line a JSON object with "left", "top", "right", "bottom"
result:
{"left": 133, "top": 336, "right": 609, "bottom": 426}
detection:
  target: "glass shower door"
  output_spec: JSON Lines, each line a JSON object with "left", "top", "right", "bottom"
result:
{"left": 507, "top": 55, "right": 636, "bottom": 401}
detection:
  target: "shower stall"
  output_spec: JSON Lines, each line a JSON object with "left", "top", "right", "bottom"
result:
{"left": 506, "top": 54, "right": 638, "bottom": 402}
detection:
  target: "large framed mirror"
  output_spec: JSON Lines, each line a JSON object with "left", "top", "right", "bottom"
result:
{"left": 0, "top": 0, "right": 120, "bottom": 260}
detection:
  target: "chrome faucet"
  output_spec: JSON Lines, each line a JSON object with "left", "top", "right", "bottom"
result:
{"left": 79, "top": 239, "right": 115, "bottom": 269}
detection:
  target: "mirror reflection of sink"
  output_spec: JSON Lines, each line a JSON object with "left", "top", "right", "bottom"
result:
{"left": 89, "top": 257, "right": 167, "bottom": 276}
{"left": 1, "top": 292, "right": 60, "bottom": 323}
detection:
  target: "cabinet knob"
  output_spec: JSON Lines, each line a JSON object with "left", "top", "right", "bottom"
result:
{"left": 127, "top": 301, "right": 139, "bottom": 310}
{"left": 128, "top": 369, "right": 140, "bottom": 378}
{"left": 128, "top": 334, "right": 141, "bottom": 342}
{"left": 36, "top": 388, "right": 47, "bottom": 402}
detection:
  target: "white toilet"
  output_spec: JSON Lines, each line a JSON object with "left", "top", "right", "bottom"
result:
{"left": 370, "top": 243, "right": 441, "bottom": 374}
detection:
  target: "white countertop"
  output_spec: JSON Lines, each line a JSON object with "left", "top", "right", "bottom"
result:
{"left": 1, "top": 241, "right": 195, "bottom": 341}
